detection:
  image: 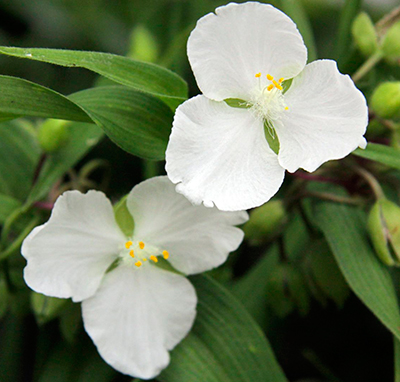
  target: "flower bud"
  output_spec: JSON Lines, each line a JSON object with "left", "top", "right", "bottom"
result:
{"left": 370, "top": 82, "right": 400, "bottom": 119}
{"left": 352, "top": 12, "right": 378, "bottom": 57}
{"left": 128, "top": 25, "right": 158, "bottom": 63}
{"left": 243, "top": 200, "right": 287, "bottom": 246}
{"left": 382, "top": 22, "right": 400, "bottom": 64}
{"left": 367, "top": 198, "right": 400, "bottom": 266}
{"left": 38, "top": 119, "right": 69, "bottom": 153}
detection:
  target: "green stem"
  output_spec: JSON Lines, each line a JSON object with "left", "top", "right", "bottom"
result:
{"left": 0, "top": 206, "right": 28, "bottom": 250}
{"left": 0, "top": 215, "right": 41, "bottom": 261}
{"left": 352, "top": 51, "right": 383, "bottom": 83}
{"left": 142, "top": 160, "right": 159, "bottom": 179}
{"left": 354, "top": 167, "right": 385, "bottom": 200}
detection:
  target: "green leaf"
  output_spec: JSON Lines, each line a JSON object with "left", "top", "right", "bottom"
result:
{"left": 69, "top": 86, "right": 173, "bottom": 160}
{"left": 0, "top": 194, "right": 21, "bottom": 224}
{"left": 27, "top": 122, "right": 103, "bottom": 205}
{"left": 31, "top": 292, "right": 67, "bottom": 325}
{"left": 353, "top": 143, "right": 400, "bottom": 171}
{"left": 0, "top": 120, "right": 41, "bottom": 201}
{"left": 0, "top": 75, "right": 90, "bottom": 123}
{"left": 279, "top": 0, "right": 317, "bottom": 61}
{"left": 159, "top": 275, "right": 287, "bottom": 382}
{"left": 0, "top": 46, "right": 188, "bottom": 109}
{"left": 315, "top": 202, "right": 400, "bottom": 340}
{"left": 114, "top": 196, "right": 134, "bottom": 238}
{"left": 334, "top": 0, "right": 362, "bottom": 64}
{"left": 0, "top": 276, "right": 9, "bottom": 319}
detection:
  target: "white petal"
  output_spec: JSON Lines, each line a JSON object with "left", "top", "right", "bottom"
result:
{"left": 127, "top": 176, "right": 248, "bottom": 275}
{"left": 22, "top": 190, "right": 125, "bottom": 302}
{"left": 276, "top": 60, "right": 368, "bottom": 173}
{"left": 166, "top": 95, "right": 285, "bottom": 212}
{"left": 81, "top": 264, "right": 197, "bottom": 380}
{"left": 188, "top": 2, "right": 307, "bottom": 101}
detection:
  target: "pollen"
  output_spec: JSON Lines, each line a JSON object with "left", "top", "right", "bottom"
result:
{"left": 255, "top": 72, "right": 261, "bottom": 78}
{"left": 143, "top": 258, "right": 147, "bottom": 261}
{"left": 266, "top": 74, "right": 274, "bottom": 81}
{"left": 162, "top": 250, "right": 169, "bottom": 259}
{"left": 139, "top": 241, "right": 145, "bottom": 249}
{"left": 150, "top": 255, "right": 158, "bottom": 263}
{"left": 129, "top": 250, "right": 134, "bottom": 258}
{"left": 135, "top": 261, "right": 142, "bottom": 267}
{"left": 278, "top": 78, "right": 284, "bottom": 83}
{"left": 125, "top": 241, "right": 133, "bottom": 249}
{"left": 285, "top": 106, "right": 289, "bottom": 110}
{"left": 267, "top": 84, "right": 274, "bottom": 91}
{"left": 272, "top": 80, "right": 283, "bottom": 91}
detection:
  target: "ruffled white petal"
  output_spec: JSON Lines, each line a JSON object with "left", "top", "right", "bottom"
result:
{"left": 127, "top": 176, "right": 248, "bottom": 275}
{"left": 166, "top": 95, "right": 285, "bottom": 212}
{"left": 81, "top": 264, "right": 197, "bottom": 380}
{"left": 188, "top": 2, "right": 307, "bottom": 101}
{"left": 22, "top": 191, "right": 125, "bottom": 302}
{"left": 276, "top": 60, "right": 368, "bottom": 173}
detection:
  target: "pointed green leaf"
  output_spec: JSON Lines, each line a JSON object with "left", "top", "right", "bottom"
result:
{"left": 353, "top": 143, "right": 400, "bottom": 171}
{"left": 69, "top": 86, "right": 173, "bottom": 160}
{"left": 0, "top": 75, "right": 91, "bottom": 122}
{"left": 315, "top": 202, "right": 400, "bottom": 340}
{"left": 0, "top": 194, "right": 22, "bottom": 224}
{"left": 159, "top": 275, "right": 287, "bottom": 382}
{"left": 0, "top": 47, "right": 188, "bottom": 108}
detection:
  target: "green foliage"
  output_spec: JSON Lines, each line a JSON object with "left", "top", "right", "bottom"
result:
{"left": 0, "top": 46, "right": 188, "bottom": 109}
{"left": 159, "top": 275, "right": 288, "bottom": 382}
{"left": 382, "top": 22, "right": 400, "bottom": 64}
{"left": 114, "top": 195, "right": 135, "bottom": 237}
{"left": 352, "top": 12, "right": 379, "bottom": 57}
{"left": 370, "top": 82, "right": 400, "bottom": 119}
{"left": 353, "top": 143, "right": 400, "bottom": 170}
{"left": 38, "top": 119, "right": 70, "bottom": 153}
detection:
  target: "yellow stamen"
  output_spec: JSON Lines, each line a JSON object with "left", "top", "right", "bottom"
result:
{"left": 272, "top": 80, "right": 283, "bottom": 90}
{"left": 255, "top": 72, "right": 261, "bottom": 78}
{"left": 129, "top": 250, "right": 134, "bottom": 258}
{"left": 267, "top": 84, "right": 274, "bottom": 91}
{"left": 125, "top": 241, "right": 133, "bottom": 249}
{"left": 285, "top": 106, "right": 289, "bottom": 110}
{"left": 266, "top": 74, "right": 274, "bottom": 81}
{"left": 135, "top": 261, "right": 142, "bottom": 267}
{"left": 162, "top": 250, "right": 169, "bottom": 259}
{"left": 150, "top": 255, "right": 158, "bottom": 263}
{"left": 139, "top": 241, "right": 145, "bottom": 249}
{"left": 143, "top": 258, "right": 147, "bottom": 261}
{"left": 278, "top": 78, "right": 284, "bottom": 83}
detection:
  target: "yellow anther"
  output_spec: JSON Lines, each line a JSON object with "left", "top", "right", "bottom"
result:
{"left": 125, "top": 241, "right": 133, "bottom": 249}
{"left": 255, "top": 72, "right": 261, "bottom": 78}
{"left": 267, "top": 84, "right": 274, "bottom": 91}
{"left": 150, "top": 255, "right": 158, "bottom": 263}
{"left": 278, "top": 78, "right": 284, "bottom": 83}
{"left": 272, "top": 80, "right": 283, "bottom": 90}
{"left": 162, "top": 250, "right": 169, "bottom": 259}
{"left": 285, "top": 106, "right": 289, "bottom": 110}
{"left": 129, "top": 250, "right": 134, "bottom": 258}
{"left": 139, "top": 241, "right": 145, "bottom": 249}
{"left": 266, "top": 74, "right": 274, "bottom": 81}
{"left": 135, "top": 261, "right": 142, "bottom": 267}
{"left": 143, "top": 258, "right": 147, "bottom": 261}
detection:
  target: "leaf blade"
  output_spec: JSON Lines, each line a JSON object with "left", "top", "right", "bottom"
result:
{"left": 353, "top": 143, "right": 400, "bottom": 170}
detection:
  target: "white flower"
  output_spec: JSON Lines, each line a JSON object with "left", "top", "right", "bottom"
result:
{"left": 166, "top": 1, "right": 368, "bottom": 211}
{"left": 21, "top": 176, "right": 247, "bottom": 379}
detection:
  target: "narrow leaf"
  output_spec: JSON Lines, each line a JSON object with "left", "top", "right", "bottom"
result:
{"left": 0, "top": 47, "right": 188, "bottom": 108}
{"left": 353, "top": 143, "right": 400, "bottom": 170}
{"left": 0, "top": 75, "right": 90, "bottom": 122}
{"left": 159, "top": 275, "right": 287, "bottom": 382}
{"left": 0, "top": 194, "right": 21, "bottom": 224}
{"left": 315, "top": 202, "right": 400, "bottom": 340}
{"left": 396, "top": 337, "right": 400, "bottom": 382}
{"left": 69, "top": 86, "right": 173, "bottom": 160}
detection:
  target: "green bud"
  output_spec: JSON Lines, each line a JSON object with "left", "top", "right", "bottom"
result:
{"left": 370, "top": 82, "right": 400, "bottom": 119}
{"left": 38, "top": 119, "right": 69, "bottom": 153}
{"left": 243, "top": 200, "right": 287, "bottom": 246}
{"left": 367, "top": 198, "right": 400, "bottom": 266}
{"left": 382, "top": 22, "right": 400, "bottom": 64}
{"left": 352, "top": 12, "right": 378, "bottom": 57}
{"left": 128, "top": 25, "right": 158, "bottom": 63}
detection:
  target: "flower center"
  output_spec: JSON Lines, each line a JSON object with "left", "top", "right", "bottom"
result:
{"left": 251, "top": 73, "right": 289, "bottom": 123}
{"left": 120, "top": 240, "right": 169, "bottom": 268}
